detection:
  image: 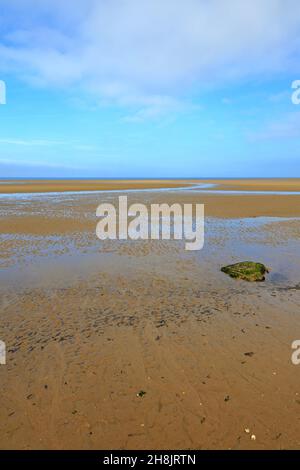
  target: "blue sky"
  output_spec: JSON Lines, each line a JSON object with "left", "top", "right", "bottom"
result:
{"left": 0, "top": 0, "right": 300, "bottom": 177}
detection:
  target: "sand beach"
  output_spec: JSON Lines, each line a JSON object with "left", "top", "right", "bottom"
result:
{"left": 0, "top": 178, "right": 300, "bottom": 449}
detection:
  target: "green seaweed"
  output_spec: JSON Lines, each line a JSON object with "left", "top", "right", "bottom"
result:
{"left": 221, "top": 261, "right": 268, "bottom": 282}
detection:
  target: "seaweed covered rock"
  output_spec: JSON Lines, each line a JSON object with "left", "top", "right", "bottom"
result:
{"left": 221, "top": 261, "right": 268, "bottom": 282}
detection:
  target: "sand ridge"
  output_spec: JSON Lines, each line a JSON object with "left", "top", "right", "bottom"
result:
{"left": 1, "top": 177, "right": 300, "bottom": 194}
{"left": 1, "top": 184, "right": 300, "bottom": 449}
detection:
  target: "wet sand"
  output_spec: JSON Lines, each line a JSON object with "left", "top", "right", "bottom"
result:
{"left": 1, "top": 177, "right": 300, "bottom": 194}
{"left": 201, "top": 178, "right": 300, "bottom": 192}
{"left": 0, "top": 179, "right": 198, "bottom": 194}
{"left": 0, "top": 181, "right": 300, "bottom": 449}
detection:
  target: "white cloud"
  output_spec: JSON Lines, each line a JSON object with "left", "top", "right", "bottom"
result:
{"left": 1, "top": 0, "right": 300, "bottom": 115}
{"left": 249, "top": 111, "right": 300, "bottom": 140}
{"left": 0, "top": 138, "right": 65, "bottom": 146}
{"left": 0, "top": 138, "right": 97, "bottom": 151}
{"left": 0, "top": 157, "right": 70, "bottom": 168}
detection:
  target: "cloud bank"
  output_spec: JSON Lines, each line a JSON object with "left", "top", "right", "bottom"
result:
{"left": 1, "top": 0, "right": 300, "bottom": 114}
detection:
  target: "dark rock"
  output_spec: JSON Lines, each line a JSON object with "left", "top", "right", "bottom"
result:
{"left": 221, "top": 261, "right": 269, "bottom": 282}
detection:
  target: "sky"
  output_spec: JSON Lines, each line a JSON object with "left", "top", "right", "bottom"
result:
{"left": 0, "top": 0, "right": 300, "bottom": 178}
